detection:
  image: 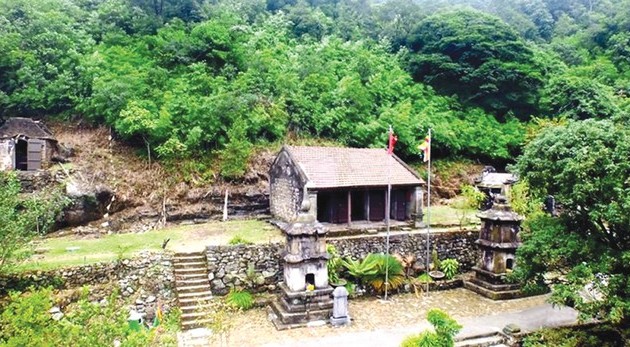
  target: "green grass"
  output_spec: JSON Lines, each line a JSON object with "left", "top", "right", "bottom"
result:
{"left": 426, "top": 204, "right": 479, "bottom": 227}
{"left": 19, "top": 219, "right": 281, "bottom": 271}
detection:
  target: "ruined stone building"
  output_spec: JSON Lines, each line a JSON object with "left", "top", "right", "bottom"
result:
{"left": 0, "top": 117, "right": 57, "bottom": 171}
{"left": 269, "top": 146, "right": 424, "bottom": 227}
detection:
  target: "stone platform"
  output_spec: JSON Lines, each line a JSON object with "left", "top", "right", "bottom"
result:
{"left": 269, "top": 282, "right": 333, "bottom": 330}
{"left": 464, "top": 267, "right": 525, "bottom": 300}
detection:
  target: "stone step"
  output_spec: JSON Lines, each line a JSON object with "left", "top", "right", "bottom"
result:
{"left": 181, "top": 311, "right": 212, "bottom": 321}
{"left": 181, "top": 317, "right": 214, "bottom": 330}
{"left": 174, "top": 267, "right": 208, "bottom": 275}
{"left": 177, "top": 290, "right": 214, "bottom": 300}
{"left": 177, "top": 284, "right": 212, "bottom": 294}
{"left": 178, "top": 295, "right": 214, "bottom": 305}
{"left": 175, "top": 272, "right": 208, "bottom": 280}
{"left": 181, "top": 301, "right": 214, "bottom": 314}
{"left": 455, "top": 334, "right": 505, "bottom": 347}
{"left": 463, "top": 281, "right": 523, "bottom": 300}
{"left": 174, "top": 261, "right": 207, "bottom": 269}
{"left": 174, "top": 255, "right": 207, "bottom": 263}
{"left": 176, "top": 278, "right": 210, "bottom": 286}
{"left": 174, "top": 251, "right": 206, "bottom": 257}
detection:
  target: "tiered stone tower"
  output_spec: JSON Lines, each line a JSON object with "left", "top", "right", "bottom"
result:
{"left": 464, "top": 196, "right": 524, "bottom": 300}
{"left": 269, "top": 201, "right": 333, "bottom": 330}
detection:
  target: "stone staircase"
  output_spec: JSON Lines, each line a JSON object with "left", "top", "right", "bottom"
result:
{"left": 173, "top": 251, "right": 213, "bottom": 330}
{"left": 455, "top": 332, "right": 512, "bottom": 347}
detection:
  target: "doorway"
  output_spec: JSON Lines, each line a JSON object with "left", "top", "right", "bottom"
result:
{"left": 15, "top": 139, "right": 27, "bottom": 171}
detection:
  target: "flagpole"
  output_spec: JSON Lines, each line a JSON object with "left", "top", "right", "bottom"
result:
{"left": 384, "top": 126, "right": 393, "bottom": 301}
{"left": 425, "top": 128, "right": 432, "bottom": 295}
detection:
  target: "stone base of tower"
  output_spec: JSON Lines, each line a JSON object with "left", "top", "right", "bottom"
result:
{"left": 268, "top": 282, "right": 333, "bottom": 330}
{"left": 464, "top": 267, "right": 526, "bottom": 300}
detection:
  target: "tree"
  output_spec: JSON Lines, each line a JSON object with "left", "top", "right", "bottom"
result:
{"left": 0, "top": 172, "right": 67, "bottom": 274}
{"left": 401, "top": 309, "right": 462, "bottom": 347}
{"left": 405, "top": 9, "right": 545, "bottom": 119}
{"left": 541, "top": 74, "right": 620, "bottom": 119}
{"left": 513, "top": 118, "right": 630, "bottom": 323}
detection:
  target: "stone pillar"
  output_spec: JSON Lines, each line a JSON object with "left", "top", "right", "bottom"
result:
{"left": 330, "top": 286, "right": 350, "bottom": 326}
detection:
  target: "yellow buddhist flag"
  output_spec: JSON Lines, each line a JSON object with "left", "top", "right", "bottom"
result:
{"left": 418, "top": 135, "right": 430, "bottom": 162}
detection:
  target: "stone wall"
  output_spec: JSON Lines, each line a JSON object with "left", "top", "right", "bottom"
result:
{"left": 0, "top": 252, "right": 175, "bottom": 308}
{"left": 204, "top": 230, "right": 480, "bottom": 294}
{"left": 206, "top": 243, "right": 283, "bottom": 295}
{"left": 329, "top": 230, "right": 480, "bottom": 270}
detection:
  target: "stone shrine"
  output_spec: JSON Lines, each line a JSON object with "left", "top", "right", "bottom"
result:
{"left": 330, "top": 286, "right": 350, "bottom": 326}
{"left": 269, "top": 200, "right": 333, "bottom": 330}
{"left": 464, "top": 196, "right": 524, "bottom": 300}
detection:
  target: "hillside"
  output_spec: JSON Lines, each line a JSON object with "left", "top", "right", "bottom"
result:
{"left": 48, "top": 122, "right": 273, "bottom": 235}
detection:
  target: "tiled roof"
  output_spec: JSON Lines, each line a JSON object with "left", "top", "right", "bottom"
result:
{"left": 284, "top": 146, "right": 424, "bottom": 189}
{"left": 0, "top": 117, "right": 56, "bottom": 140}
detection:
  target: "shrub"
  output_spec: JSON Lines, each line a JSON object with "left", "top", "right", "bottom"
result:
{"left": 228, "top": 236, "right": 253, "bottom": 245}
{"left": 400, "top": 309, "right": 462, "bottom": 347}
{"left": 326, "top": 244, "right": 343, "bottom": 284}
{"left": 225, "top": 288, "right": 254, "bottom": 310}
{"left": 0, "top": 287, "right": 178, "bottom": 346}
{"left": 417, "top": 273, "right": 434, "bottom": 283}
{"left": 440, "top": 259, "right": 460, "bottom": 280}
{"left": 343, "top": 253, "right": 405, "bottom": 294}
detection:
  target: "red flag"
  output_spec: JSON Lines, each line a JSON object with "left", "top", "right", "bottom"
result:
{"left": 388, "top": 127, "right": 397, "bottom": 155}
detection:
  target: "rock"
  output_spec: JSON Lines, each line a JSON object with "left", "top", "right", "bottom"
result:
{"left": 135, "top": 299, "right": 144, "bottom": 305}
{"left": 208, "top": 273, "right": 215, "bottom": 281}
{"left": 146, "top": 295, "right": 156, "bottom": 303}
{"left": 49, "top": 306, "right": 61, "bottom": 314}
{"left": 51, "top": 312, "right": 64, "bottom": 321}
{"left": 211, "top": 280, "right": 226, "bottom": 291}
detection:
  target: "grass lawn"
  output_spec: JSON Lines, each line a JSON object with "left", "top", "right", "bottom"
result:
{"left": 426, "top": 204, "right": 479, "bottom": 227}
{"left": 19, "top": 219, "right": 282, "bottom": 272}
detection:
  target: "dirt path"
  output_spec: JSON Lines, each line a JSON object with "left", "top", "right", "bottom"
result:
{"left": 196, "top": 289, "right": 550, "bottom": 347}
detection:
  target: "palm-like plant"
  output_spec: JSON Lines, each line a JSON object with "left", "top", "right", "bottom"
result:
{"left": 343, "top": 253, "right": 405, "bottom": 294}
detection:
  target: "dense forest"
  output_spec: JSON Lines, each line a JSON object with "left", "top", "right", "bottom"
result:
{"left": 0, "top": 0, "right": 628, "bottom": 177}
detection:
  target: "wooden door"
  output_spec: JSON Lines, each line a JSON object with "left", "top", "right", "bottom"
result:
{"left": 27, "top": 139, "right": 43, "bottom": 171}
{"left": 368, "top": 190, "right": 385, "bottom": 221}
{"left": 393, "top": 190, "right": 407, "bottom": 221}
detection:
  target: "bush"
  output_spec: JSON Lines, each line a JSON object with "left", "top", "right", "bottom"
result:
{"left": 228, "top": 236, "right": 253, "bottom": 245}
{"left": 400, "top": 309, "right": 462, "bottom": 347}
{"left": 225, "top": 289, "right": 254, "bottom": 310}
{"left": 342, "top": 253, "right": 405, "bottom": 294}
{"left": 440, "top": 259, "right": 460, "bottom": 280}
{"left": 327, "top": 244, "right": 343, "bottom": 284}
{"left": 0, "top": 287, "right": 177, "bottom": 346}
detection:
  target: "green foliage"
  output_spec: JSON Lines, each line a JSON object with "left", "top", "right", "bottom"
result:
{"left": 225, "top": 288, "right": 254, "bottom": 310}
{"left": 227, "top": 235, "right": 253, "bottom": 246}
{"left": 431, "top": 249, "right": 440, "bottom": 272}
{"left": 405, "top": 9, "right": 545, "bottom": 119}
{"left": 417, "top": 273, "right": 434, "bottom": 284}
{"left": 522, "top": 325, "right": 629, "bottom": 347}
{"left": 342, "top": 253, "right": 405, "bottom": 294}
{"left": 326, "top": 244, "right": 343, "bottom": 284}
{"left": 452, "top": 185, "right": 485, "bottom": 228}
{"left": 514, "top": 118, "right": 630, "bottom": 323}
{"left": 0, "top": 172, "right": 69, "bottom": 274}
{"left": 400, "top": 309, "right": 462, "bottom": 347}
{"left": 541, "top": 74, "right": 620, "bottom": 120}
{"left": 440, "top": 259, "right": 459, "bottom": 280}
{"left": 0, "top": 287, "right": 176, "bottom": 346}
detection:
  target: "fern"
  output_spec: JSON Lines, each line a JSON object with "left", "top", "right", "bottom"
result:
{"left": 225, "top": 289, "right": 254, "bottom": 310}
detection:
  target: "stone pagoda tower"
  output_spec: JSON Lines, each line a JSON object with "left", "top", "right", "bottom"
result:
{"left": 269, "top": 200, "right": 333, "bottom": 330}
{"left": 464, "top": 196, "right": 524, "bottom": 300}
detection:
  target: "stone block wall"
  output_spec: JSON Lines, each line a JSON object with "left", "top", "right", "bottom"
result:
{"left": 204, "top": 230, "right": 480, "bottom": 294}
{"left": 328, "top": 230, "right": 480, "bottom": 270}
{"left": 206, "top": 243, "right": 283, "bottom": 295}
{"left": 0, "top": 252, "right": 175, "bottom": 308}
